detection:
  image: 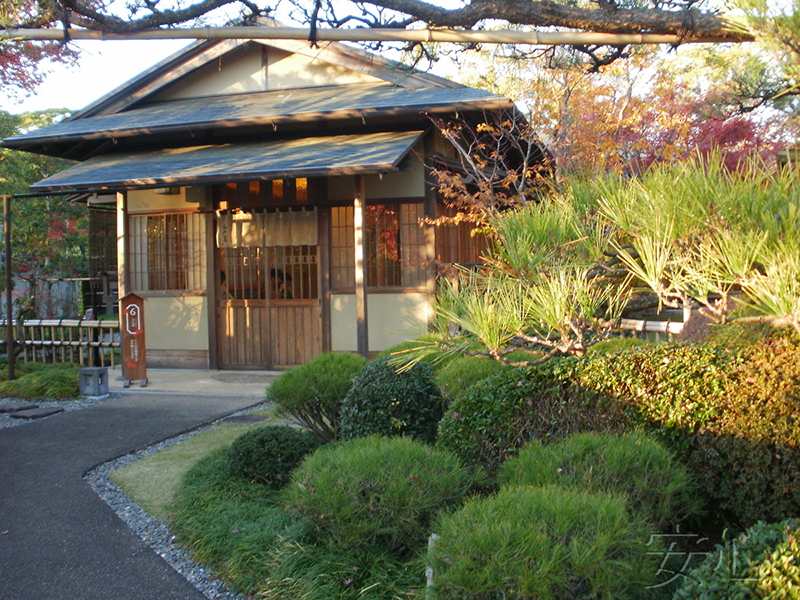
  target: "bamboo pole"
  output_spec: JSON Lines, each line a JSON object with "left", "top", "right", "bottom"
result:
{"left": 1, "top": 26, "right": 747, "bottom": 46}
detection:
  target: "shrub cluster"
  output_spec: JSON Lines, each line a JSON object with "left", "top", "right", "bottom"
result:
{"left": 283, "top": 435, "right": 472, "bottom": 557}
{"left": 674, "top": 519, "right": 800, "bottom": 600}
{"left": 226, "top": 425, "right": 319, "bottom": 488}
{"left": 580, "top": 333, "right": 800, "bottom": 525}
{"left": 266, "top": 352, "right": 366, "bottom": 442}
{"left": 437, "top": 359, "right": 625, "bottom": 472}
{"left": 339, "top": 358, "right": 443, "bottom": 443}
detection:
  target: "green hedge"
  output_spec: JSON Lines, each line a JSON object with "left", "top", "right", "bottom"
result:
{"left": 437, "top": 330, "right": 800, "bottom": 526}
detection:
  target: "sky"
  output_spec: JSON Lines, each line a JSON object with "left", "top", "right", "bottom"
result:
{"left": 0, "top": 39, "right": 195, "bottom": 114}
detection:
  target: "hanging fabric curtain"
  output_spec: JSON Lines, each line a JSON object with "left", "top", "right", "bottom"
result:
{"left": 236, "top": 211, "right": 264, "bottom": 247}
{"left": 216, "top": 211, "right": 233, "bottom": 248}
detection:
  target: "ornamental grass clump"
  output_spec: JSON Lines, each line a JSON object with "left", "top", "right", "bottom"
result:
{"left": 428, "top": 485, "right": 659, "bottom": 600}
{"left": 266, "top": 352, "right": 366, "bottom": 442}
{"left": 283, "top": 435, "right": 473, "bottom": 557}
{"left": 499, "top": 431, "right": 701, "bottom": 528}
{"left": 0, "top": 362, "right": 80, "bottom": 399}
{"left": 339, "top": 358, "right": 443, "bottom": 443}
{"left": 226, "top": 425, "right": 319, "bottom": 489}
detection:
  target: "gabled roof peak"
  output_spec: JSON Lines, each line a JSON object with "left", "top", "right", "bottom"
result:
{"left": 69, "top": 19, "right": 462, "bottom": 121}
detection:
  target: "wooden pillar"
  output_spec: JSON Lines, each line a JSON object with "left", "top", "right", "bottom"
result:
{"left": 204, "top": 187, "right": 219, "bottom": 369}
{"left": 318, "top": 206, "right": 332, "bottom": 353}
{"left": 423, "top": 133, "right": 438, "bottom": 313}
{"left": 354, "top": 175, "right": 369, "bottom": 358}
{"left": 116, "top": 191, "right": 129, "bottom": 298}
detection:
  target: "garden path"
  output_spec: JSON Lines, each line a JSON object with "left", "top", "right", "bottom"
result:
{"left": 0, "top": 371, "right": 275, "bottom": 600}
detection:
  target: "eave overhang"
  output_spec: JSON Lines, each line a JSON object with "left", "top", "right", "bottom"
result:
{"left": 29, "top": 130, "right": 424, "bottom": 193}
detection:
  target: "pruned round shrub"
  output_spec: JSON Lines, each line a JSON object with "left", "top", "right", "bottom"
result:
{"left": 436, "top": 355, "right": 510, "bottom": 402}
{"left": 339, "top": 358, "right": 443, "bottom": 443}
{"left": 226, "top": 425, "right": 320, "bottom": 488}
{"left": 437, "top": 360, "right": 626, "bottom": 472}
{"left": 428, "top": 485, "right": 659, "bottom": 600}
{"left": 266, "top": 352, "right": 366, "bottom": 442}
{"left": 282, "top": 435, "right": 473, "bottom": 556}
{"left": 674, "top": 519, "right": 800, "bottom": 600}
{"left": 499, "top": 431, "right": 701, "bottom": 528}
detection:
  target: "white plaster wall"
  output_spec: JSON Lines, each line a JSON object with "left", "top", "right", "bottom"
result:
{"left": 127, "top": 186, "right": 204, "bottom": 213}
{"left": 142, "top": 295, "right": 209, "bottom": 351}
{"left": 327, "top": 146, "right": 426, "bottom": 201}
{"left": 155, "top": 45, "right": 266, "bottom": 100}
{"left": 331, "top": 292, "right": 429, "bottom": 352}
{"left": 265, "top": 47, "right": 382, "bottom": 89}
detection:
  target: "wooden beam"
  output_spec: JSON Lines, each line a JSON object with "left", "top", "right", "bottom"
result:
{"left": 354, "top": 175, "right": 369, "bottom": 358}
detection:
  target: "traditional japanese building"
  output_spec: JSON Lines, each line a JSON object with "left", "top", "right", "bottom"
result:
{"left": 2, "top": 22, "right": 541, "bottom": 369}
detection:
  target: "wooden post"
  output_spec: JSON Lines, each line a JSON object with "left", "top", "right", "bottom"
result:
{"left": 116, "top": 191, "right": 129, "bottom": 297}
{"left": 204, "top": 187, "right": 219, "bottom": 369}
{"left": 3, "top": 195, "right": 13, "bottom": 380}
{"left": 354, "top": 175, "right": 369, "bottom": 358}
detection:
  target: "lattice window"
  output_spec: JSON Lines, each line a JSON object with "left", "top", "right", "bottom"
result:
{"left": 219, "top": 246, "right": 318, "bottom": 301}
{"left": 330, "top": 202, "right": 426, "bottom": 290}
{"left": 435, "top": 204, "right": 488, "bottom": 266}
{"left": 129, "top": 213, "right": 206, "bottom": 292}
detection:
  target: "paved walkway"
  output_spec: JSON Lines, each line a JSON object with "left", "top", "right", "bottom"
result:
{"left": 0, "top": 370, "right": 278, "bottom": 600}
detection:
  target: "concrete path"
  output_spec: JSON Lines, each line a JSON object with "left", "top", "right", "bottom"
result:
{"left": 0, "top": 371, "right": 278, "bottom": 600}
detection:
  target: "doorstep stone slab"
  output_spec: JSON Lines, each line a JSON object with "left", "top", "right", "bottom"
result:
{"left": 0, "top": 401, "right": 39, "bottom": 413}
{"left": 9, "top": 407, "right": 65, "bottom": 420}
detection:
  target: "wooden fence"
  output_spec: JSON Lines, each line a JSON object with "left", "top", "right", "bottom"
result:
{"left": 0, "top": 319, "right": 120, "bottom": 368}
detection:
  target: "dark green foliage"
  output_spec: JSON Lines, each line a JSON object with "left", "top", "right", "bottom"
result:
{"left": 499, "top": 431, "right": 701, "bottom": 528}
{"left": 226, "top": 426, "right": 319, "bottom": 488}
{"left": 0, "top": 362, "right": 79, "bottom": 399}
{"left": 267, "top": 352, "right": 366, "bottom": 442}
{"left": 283, "top": 435, "right": 473, "bottom": 557}
{"left": 435, "top": 355, "right": 510, "bottom": 401}
{"left": 171, "top": 448, "right": 303, "bottom": 597}
{"left": 428, "top": 485, "right": 659, "bottom": 600}
{"left": 674, "top": 519, "right": 800, "bottom": 600}
{"left": 437, "top": 359, "right": 625, "bottom": 472}
{"left": 339, "top": 358, "right": 444, "bottom": 443}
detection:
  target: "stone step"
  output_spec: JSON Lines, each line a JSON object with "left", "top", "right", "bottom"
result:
{"left": 0, "top": 401, "right": 39, "bottom": 414}
{"left": 9, "top": 407, "right": 65, "bottom": 420}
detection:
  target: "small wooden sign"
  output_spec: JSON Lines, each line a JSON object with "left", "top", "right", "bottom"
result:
{"left": 119, "top": 292, "right": 147, "bottom": 387}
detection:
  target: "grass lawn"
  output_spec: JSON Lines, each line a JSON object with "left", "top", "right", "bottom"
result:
{"left": 109, "top": 406, "right": 279, "bottom": 521}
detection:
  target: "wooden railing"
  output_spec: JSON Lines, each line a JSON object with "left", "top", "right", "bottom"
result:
{"left": 619, "top": 317, "right": 685, "bottom": 343}
{"left": 0, "top": 319, "right": 120, "bottom": 368}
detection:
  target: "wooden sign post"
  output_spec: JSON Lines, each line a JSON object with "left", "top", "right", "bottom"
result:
{"left": 119, "top": 292, "right": 147, "bottom": 388}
